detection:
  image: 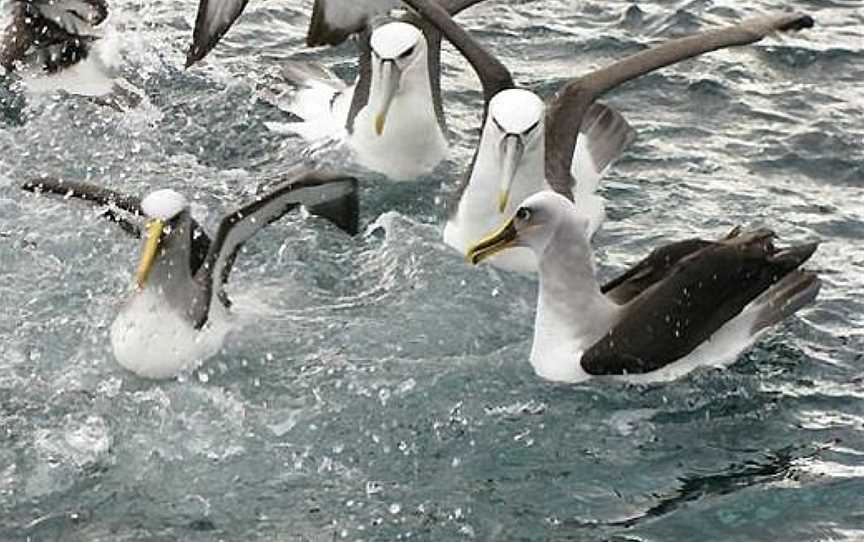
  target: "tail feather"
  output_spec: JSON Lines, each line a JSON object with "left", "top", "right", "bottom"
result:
{"left": 750, "top": 270, "right": 821, "bottom": 332}
{"left": 573, "top": 102, "right": 636, "bottom": 197}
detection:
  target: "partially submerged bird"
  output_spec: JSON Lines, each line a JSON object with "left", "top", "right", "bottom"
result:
{"left": 186, "top": 0, "right": 492, "bottom": 180}
{"left": 466, "top": 192, "right": 821, "bottom": 383}
{"left": 404, "top": 0, "right": 815, "bottom": 270}
{"left": 20, "top": 169, "right": 359, "bottom": 379}
{"left": 0, "top": 0, "right": 130, "bottom": 103}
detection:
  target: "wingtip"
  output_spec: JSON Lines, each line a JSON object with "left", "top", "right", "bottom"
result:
{"left": 780, "top": 14, "right": 815, "bottom": 32}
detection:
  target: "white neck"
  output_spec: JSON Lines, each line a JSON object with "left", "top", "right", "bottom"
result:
{"left": 530, "top": 216, "right": 619, "bottom": 382}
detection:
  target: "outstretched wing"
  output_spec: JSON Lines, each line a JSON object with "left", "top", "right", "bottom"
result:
{"left": 186, "top": 0, "right": 250, "bottom": 68}
{"left": 582, "top": 230, "right": 819, "bottom": 375}
{"left": 307, "top": 0, "right": 400, "bottom": 47}
{"left": 197, "top": 168, "right": 359, "bottom": 306}
{"left": 544, "top": 12, "right": 815, "bottom": 191}
{"left": 403, "top": 0, "right": 513, "bottom": 106}
{"left": 20, "top": 176, "right": 144, "bottom": 237}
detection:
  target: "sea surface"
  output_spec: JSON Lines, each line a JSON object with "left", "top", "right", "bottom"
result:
{"left": 0, "top": 0, "right": 862, "bottom": 540}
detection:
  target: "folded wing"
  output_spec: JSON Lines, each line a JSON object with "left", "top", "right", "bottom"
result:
{"left": 583, "top": 229, "right": 819, "bottom": 375}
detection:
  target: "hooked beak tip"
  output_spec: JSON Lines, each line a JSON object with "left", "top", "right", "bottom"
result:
{"left": 375, "top": 114, "right": 385, "bottom": 136}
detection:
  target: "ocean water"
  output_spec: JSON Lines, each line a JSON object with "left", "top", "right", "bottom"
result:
{"left": 0, "top": 0, "right": 862, "bottom": 540}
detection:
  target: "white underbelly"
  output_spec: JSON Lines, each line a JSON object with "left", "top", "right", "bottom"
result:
{"left": 110, "top": 291, "right": 231, "bottom": 379}
{"left": 349, "top": 100, "right": 447, "bottom": 181}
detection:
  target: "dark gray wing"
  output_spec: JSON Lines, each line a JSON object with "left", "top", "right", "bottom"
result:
{"left": 601, "top": 227, "right": 746, "bottom": 304}
{"left": 186, "top": 0, "right": 250, "bottom": 67}
{"left": 308, "top": 0, "right": 400, "bottom": 47}
{"left": 343, "top": 0, "right": 495, "bottom": 132}
{"left": 601, "top": 238, "right": 713, "bottom": 305}
{"left": 403, "top": 0, "right": 513, "bottom": 107}
{"left": 20, "top": 177, "right": 144, "bottom": 237}
{"left": 193, "top": 168, "right": 358, "bottom": 324}
{"left": 581, "top": 229, "right": 819, "bottom": 376}
{"left": 346, "top": 26, "right": 374, "bottom": 133}
{"left": 544, "top": 12, "right": 815, "bottom": 191}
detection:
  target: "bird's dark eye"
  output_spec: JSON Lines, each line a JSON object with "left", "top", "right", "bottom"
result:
{"left": 516, "top": 207, "right": 531, "bottom": 222}
{"left": 399, "top": 45, "right": 416, "bottom": 60}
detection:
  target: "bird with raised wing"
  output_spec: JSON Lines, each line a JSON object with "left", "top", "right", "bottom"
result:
{"left": 20, "top": 169, "right": 359, "bottom": 379}
{"left": 466, "top": 191, "right": 821, "bottom": 383}
{"left": 404, "top": 0, "right": 815, "bottom": 271}
{"left": 186, "top": 0, "right": 492, "bottom": 180}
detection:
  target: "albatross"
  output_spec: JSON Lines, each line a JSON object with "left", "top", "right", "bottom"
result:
{"left": 466, "top": 191, "right": 822, "bottom": 383}
{"left": 0, "top": 0, "right": 133, "bottom": 105}
{"left": 20, "top": 169, "right": 359, "bottom": 379}
{"left": 403, "top": 0, "right": 815, "bottom": 270}
{"left": 185, "top": 0, "right": 493, "bottom": 180}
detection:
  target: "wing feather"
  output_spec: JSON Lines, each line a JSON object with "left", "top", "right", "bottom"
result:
{"left": 20, "top": 176, "right": 143, "bottom": 237}
{"left": 186, "top": 0, "right": 250, "bottom": 68}
{"left": 545, "top": 12, "right": 814, "bottom": 189}
{"left": 197, "top": 168, "right": 359, "bottom": 307}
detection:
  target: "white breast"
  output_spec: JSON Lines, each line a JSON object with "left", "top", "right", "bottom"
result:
{"left": 349, "top": 90, "right": 447, "bottom": 180}
{"left": 110, "top": 289, "right": 231, "bottom": 379}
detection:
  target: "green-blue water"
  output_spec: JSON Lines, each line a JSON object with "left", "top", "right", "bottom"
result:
{"left": 0, "top": 0, "right": 862, "bottom": 540}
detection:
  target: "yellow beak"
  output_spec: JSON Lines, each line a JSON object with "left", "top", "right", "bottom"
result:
{"left": 498, "top": 135, "right": 522, "bottom": 214}
{"left": 135, "top": 219, "right": 164, "bottom": 289}
{"left": 465, "top": 218, "right": 519, "bottom": 265}
{"left": 374, "top": 60, "right": 399, "bottom": 136}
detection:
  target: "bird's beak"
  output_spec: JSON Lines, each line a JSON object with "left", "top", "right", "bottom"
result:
{"left": 135, "top": 219, "right": 164, "bottom": 289}
{"left": 374, "top": 60, "right": 400, "bottom": 136}
{"left": 498, "top": 135, "right": 524, "bottom": 213}
{"left": 465, "top": 218, "right": 519, "bottom": 265}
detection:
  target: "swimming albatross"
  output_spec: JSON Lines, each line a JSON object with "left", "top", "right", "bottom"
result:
{"left": 466, "top": 191, "right": 821, "bottom": 383}
{"left": 404, "top": 0, "right": 815, "bottom": 270}
{"left": 20, "top": 169, "right": 359, "bottom": 379}
{"left": 186, "top": 0, "right": 494, "bottom": 180}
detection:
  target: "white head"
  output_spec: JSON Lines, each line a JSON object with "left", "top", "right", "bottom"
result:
{"left": 485, "top": 89, "right": 546, "bottom": 213}
{"left": 466, "top": 191, "right": 584, "bottom": 264}
{"left": 136, "top": 189, "right": 190, "bottom": 289}
{"left": 141, "top": 189, "right": 188, "bottom": 221}
{"left": 369, "top": 22, "right": 426, "bottom": 136}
